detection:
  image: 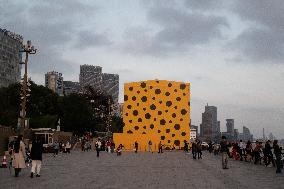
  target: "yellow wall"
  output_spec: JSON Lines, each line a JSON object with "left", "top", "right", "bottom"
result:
{"left": 113, "top": 80, "right": 190, "bottom": 151}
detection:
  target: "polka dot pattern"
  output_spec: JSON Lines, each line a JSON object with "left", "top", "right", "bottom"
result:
{"left": 120, "top": 80, "right": 190, "bottom": 148}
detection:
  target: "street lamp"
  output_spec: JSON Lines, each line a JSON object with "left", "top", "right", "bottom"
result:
{"left": 19, "top": 40, "right": 37, "bottom": 132}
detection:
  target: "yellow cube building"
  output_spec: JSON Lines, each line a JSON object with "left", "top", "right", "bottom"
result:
{"left": 113, "top": 80, "right": 190, "bottom": 151}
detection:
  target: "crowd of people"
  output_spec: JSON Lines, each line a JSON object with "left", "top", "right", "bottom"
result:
{"left": 216, "top": 136, "right": 283, "bottom": 173}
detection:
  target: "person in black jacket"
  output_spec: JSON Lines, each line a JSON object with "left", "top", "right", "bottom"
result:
{"left": 30, "top": 137, "right": 43, "bottom": 178}
{"left": 273, "top": 140, "right": 282, "bottom": 174}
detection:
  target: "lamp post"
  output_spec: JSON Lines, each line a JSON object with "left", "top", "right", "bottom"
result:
{"left": 19, "top": 40, "right": 37, "bottom": 132}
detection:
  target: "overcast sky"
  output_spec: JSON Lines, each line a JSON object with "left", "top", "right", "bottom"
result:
{"left": 1, "top": 0, "right": 284, "bottom": 139}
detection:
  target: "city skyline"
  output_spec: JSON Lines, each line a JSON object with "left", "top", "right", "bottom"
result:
{"left": 1, "top": 1, "right": 284, "bottom": 138}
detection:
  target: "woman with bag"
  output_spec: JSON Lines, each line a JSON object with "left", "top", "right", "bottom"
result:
{"left": 12, "top": 135, "right": 26, "bottom": 177}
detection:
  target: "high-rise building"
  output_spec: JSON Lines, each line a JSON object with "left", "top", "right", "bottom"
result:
{"left": 200, "top": 104, "right": 220, "bottom": 142}
{"left": 79, "top": 64, "right": 119, "bottom": 104}
{"left": 45, "top": 71, "right": 64, "bottom": 96}
{"left": 63, "top": 81, "right": 80, "bottom": 96}
{"left": 113, "top": 80, "right": 190, "bottom": 151}
{"left": 0, "top": 28, "right": 23, "bottom": 87}
{"left": 226, "top": 119, "right": 234, "bottom": 136}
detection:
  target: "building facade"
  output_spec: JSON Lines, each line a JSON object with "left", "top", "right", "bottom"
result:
{"left": 45, "top": 71, "right": 64, "bottom": 96}
{"left": 113, "top": 80, "right": 190, "bottom": 151}
{"left": 63, "top": 81, "right": 80, "bottom": 96}
{"left": 200, "top": 104, "right": 220, "bottom": 142}
{"left": 0, "top": 28, "right": 23, "bottom": 87}
{"left": 79, "top": 65, "right": 119, "bottom": 104}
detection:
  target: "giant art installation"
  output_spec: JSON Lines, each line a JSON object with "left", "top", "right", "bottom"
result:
{"left": 113, "top": 80, "right": 190, "bottom": 151}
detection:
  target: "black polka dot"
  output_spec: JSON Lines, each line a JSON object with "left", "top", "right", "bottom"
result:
{"left": 133, "top": 110, "right": 138, "bottom": 116}
{"left": 125, "top": 113, "right": 129, "bottom": 116}
{"left": 176, "top": 97, "right": 181, "bottom": 101}
{"left": 180, "top": 118, "right": 183, "bottom": 121}
{"left": 143, "top": 108, "right": 146, "bottom": 111}
{"left": 132, "top": 96, "right": 136, "bottom": 101}
{"left": 124, "top": 95, "right": 128, "bottom": 101}
{"left": 154, "top": 118, "right": 157, "bottom": 121}
{"left": 145, "top": 113, "right": 151, "bottom": 119}
{"left": 158, "top": 111, "right": 162, "bottom": 115}
{"left": 144, "top": 89, "right": 147, "bottom": 92}
{"left": 168, "top": 140, "right": 171, "bottom": 143}
{"left": 158, "top": 130, "right": 161, "bottom": 133}
{"left": 188, "top": 102, "right": 190, "bottom": 106}
{"left": 165, "top": 110, "right": 168, "bottom": 113}
{"left": 166, "top": 101, "right": 172, "bottom": 107}
{"left": 169, "top": 120, "right": 172, "bottom": 123}
{"left": 127, "top": 105, "right": 132, "bottom": 109}
{"left": 181, "top": 109, "right": 187, "bottom": 115}
{"left": 123, "top": 122, "right": 125, "bottom": 126}
{"left": 141, "top": 96, "right": 147, "bottom": 102}
{"left": 134, "top": 126, "right": 139, "bottom": 130}
{"left": 160, "top": 119, "right": 166, "bottom": 125}
{"left": 143, "top": 126, "right": 146, "bottom": 129}
{"left": 137, "top": 91, "right": 140, "bottom": 94}
{"left": 137, "top": 103, "right": 140, "bottom": 106}
{"left": 180, "top": 84, "right": 186, "bottom": 90}
{"left": 150, "top": 86, "right": 153, "bottom": 89}
{"left": 127, "top": 130, "right": 133, "bottom": 134}
{"left": 174, "top": 89, "right": 177, "bottom": 92}
{"left": 168, "top": 83, "right": 172, "bottom": 87}
{"left": 138, "top": 118, "right": 142, "bottom": 122}
{"left": 174, "top": 106, "right": 177, "bottom": 109}
{"left": 161, "top": 136, "right": 165, "bottom": 140}
{"left": 172, "top": 113, "right": 176, "bottom": 118}
{"left": 156, "top": 80, "right": 159, "bottom": 83}
{"left": 183, "top": 93, "right": 186, "bottom": 96}
{"left": 155, "top": 89, "right": 161, "bottom": 94}
{"left": 129, "top": 120, "right": 132, "bottom": 123}
{"left": 129, "top": 87, "right": 133, "bottom": 91}
{"left": 150, "top": 124, "right": 154, "bottom": 129}
{"left": 174, "top": 124, "right": 180, "bottom": 130}
{"left": 142, "top": 132, "right": 146, "bottom": 134}
{"left": 172, "top": 134, "right": 175, "bottom": 137}
{"left": 166, "top": 129, "right": 170, "bottom": 133}
{"left": 140, "top": 82, "right": 146, "bottom": 88}
{"left": 150, "top": 104, "right": 156, "bottom": 110}
{"left": 174, "top": 140, "right": 180, "bottom": 146}
{"left": 181, "top": 132, "right": 186, "bottom": 136}
{"left": 152, "top": 97, "right": 156, "bottom": 100}
{"left": 165, "top": 92, "right": 170, "bottom": 96}
{"left": 159, "top": 101, "right": 162, "bottom": 104}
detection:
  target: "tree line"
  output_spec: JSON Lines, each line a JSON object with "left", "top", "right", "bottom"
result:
{"left": 0, "top": 82, "right": 123, "bottom": 135}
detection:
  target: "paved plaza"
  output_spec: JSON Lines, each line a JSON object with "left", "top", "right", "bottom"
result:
{"left": 0, "top": 150, "right": 284, "bottom": 189}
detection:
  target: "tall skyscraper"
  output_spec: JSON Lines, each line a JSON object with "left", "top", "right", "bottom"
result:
{"left": 79, "top": 64, "right": 119, "bottom": 104}
{"left": 45, "top": 71, "right": 64, "bottom": 96}
{"left": 0, "top": 28, "right": 23, "bottom": 87}
{"left": 226, "top": 119, "right": 234, "bottom": 136}
{"left": 200, "top": 104, "right": 220, "bottom": 142}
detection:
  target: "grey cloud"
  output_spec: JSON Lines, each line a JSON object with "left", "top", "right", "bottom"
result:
{"left": 74, "top": 31, "right": 112, "bottom": 49}
{"left": 123, "top": 1, "right": 228, "bottom": 56}
{"left": 229, "top": 0, "right": 284, "bottom": 63}
{"left": 184, "top": 0, "right": 227, "bottom": 11}
{"left": 0, "top": 0, "right": 105, "bottom": 77}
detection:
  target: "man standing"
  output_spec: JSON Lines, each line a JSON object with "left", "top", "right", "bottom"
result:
{"left": 158, "top": 141, "right": 163, "bottom": 153}
{"left": 95, "top": 139, "right": 101, "bottom": 157}
{"left": 30, "top": 137, "right": 43, "bottom": 178}
{"left": 273, "top": 140, "right": 282, "bottom": 174}
{"left": 239, "top": 140, "right": 245, "bottom": 161}
{"left": 220, "top": 136, "right": 229, "bottom": 169}
{"left": 53, "top": 141, "right": 59, "bottom": 157}
{"left": 148, "top": 140, "right": 153, "bottom": 153}
{"left": 134, "top": 141, "right": 138, "bottom": 153}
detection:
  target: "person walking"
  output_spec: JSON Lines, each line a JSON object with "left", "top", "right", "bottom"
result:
{"left": 158, "top": 141, "right": 163, "bottom": 153}
{"left": 273, "top": 140, "right": 282, "bottom": 174}
{"left": 192, "top": 140, "right": 197, "bottom": 159}
{"left": 134, "top": 141, "right": 138, "bottom": 153}
{"left": 184, "top": 140, "right": 189, "bottom": 153}
{"left": 264, "top": 140, "right": 274, "bottom": 167}
{"left": 117, "top": 144, "right": 123, "bottom": 156}
{"left": 65, "top": 141, "right": 71, "bottom": 154}
{"left": 148, "top": 140, "right": 153, "bottom": 153}
{"left": 95, "top": 139, "right": 101, "bottom": 157}
{"left": 245, "top": 140, "right": 253, "bottom": 162}
{"left": 196, "top": 140, "right": 202, "bottom": 159}
{"left": 239, "top": 140, "right": 245, "bottom": 161}
{"left": 12, "top": 135, "right": 26, "bottom": 177}
{"left": 220, "top": 136, "right": 229, "bottom": 169}
{"left": 53, "top": 141, "right": 59, "bottom": 157}
{"left": 30, "top": 137, "right": 43, "bottom": 178}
